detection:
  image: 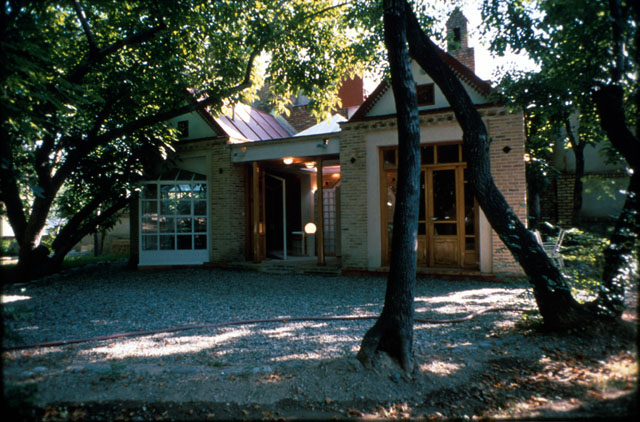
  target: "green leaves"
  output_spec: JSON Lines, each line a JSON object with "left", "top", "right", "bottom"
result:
{"left": 1, "top": 0, "right": 379, "bottom": 267}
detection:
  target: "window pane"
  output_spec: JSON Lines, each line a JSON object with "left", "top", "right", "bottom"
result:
{"left": 177, "top": 235, "right": 192, "bottom": 250}
{"left": 141, "top": 184, "right": 157, "bottom": 199}
{"left": 416, "top": 84, "right": 434, "bottom": 105}
{"left": 160, "top": 184, "right": 175, "bottom": 200}
{"left": 177, "top": 200, "right": 191, "bottom": 215}
{"left": 160, "top": 200, "right": 177, "bottom": 215}
{"left": 142, "top": 235, "right": 157, "bottom": 251}
{"left": 421, "top": 146, "right": 434, "bottom": 165}
{"left": 177, "top": 217, "right": 192, "bottom": 233}
{"left": 192, "top": 183, "right": 207, "bottom": 199}
{"left": 159, "top": 216, "right": 174, "bottom": 233}
{"left": 194, "top": 217, "right": 206, "bottom": 233}
{"left": 433, "top": 169, "right": 456, "bottom": 220}
{"left": 142, "top": 216, "right": 157, "bottom": 233}
{"left": 159, "top": 235, "right": 174, "bottom": 250}
{"left": 464, "top": 183, "right": 475, "bottom": 235}
{"left": 434, "top": 223, "right": 457, "bottom": 235}
{"left": 437, "top": 144, "right": 459, "bottom": 163}
{"left": 194, "top": 200, "right": 207, "bottom": 215}
{"left": 383, "top": 149, "right": 396, "bottom": 168}
{"left": 418, "top": 222, "right": 426, "bottom": 235}
{"left": 194, "top": 234, "right": 207, "bottom": 249}
{"left": 142, "top": 201, "right": 157, "bottom": 216}
{"left": 177, "top": 184, "right": 191, "bottom": 199}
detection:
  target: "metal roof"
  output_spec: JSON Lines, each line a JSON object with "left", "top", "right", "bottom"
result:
{"left": 215, "top": 103, "right": 293, "bottom": 141}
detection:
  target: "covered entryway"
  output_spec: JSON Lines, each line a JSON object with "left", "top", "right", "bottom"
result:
{"left": 244, "top": 156, "right": 340, "bottom": 264}
{"left": 381, "top": 142, "right": 479, "bottom": 269}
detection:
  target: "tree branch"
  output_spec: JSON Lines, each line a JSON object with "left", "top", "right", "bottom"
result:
{"left": 593, "top": 85, "right": 640, "bottom": 170}
{"left": 72, "top": 0, "right": 99, "bottom": 55}
{"left": 51, "top": 194, "right": 128, "bottom": 257}
{"left": 300, "top": 1, "right": 352, "bottom": 21}
{"left": 66, "top": 22, "right": 166, "bottom": 84}
{"left": 51, "top": 48, "right": 260, "bottom": 195}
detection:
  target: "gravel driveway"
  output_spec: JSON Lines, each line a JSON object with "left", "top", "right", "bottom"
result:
{"left": 1, "top": 262, "right": 549, "bottom": 408}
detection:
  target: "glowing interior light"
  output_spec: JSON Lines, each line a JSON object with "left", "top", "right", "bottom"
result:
{"left": 304, "top": 222, "right": 317, "bottom": 234}
{"left": 283, "top": 157, "right": 294, "bottom": 165}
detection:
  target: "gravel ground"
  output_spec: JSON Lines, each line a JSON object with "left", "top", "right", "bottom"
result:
{"left": 2, "top": 262, "right": 636, "bottom": 420}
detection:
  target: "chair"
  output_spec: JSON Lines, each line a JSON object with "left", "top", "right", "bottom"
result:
{"left": 533, "top": 229, "right": 566, "bottom": 273}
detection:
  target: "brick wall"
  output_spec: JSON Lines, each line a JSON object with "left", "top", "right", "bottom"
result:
{"left": 486, "top": 111, "right": 527, "bottom": 274}
{"left": 208, "top": 143, "right": 247, "bottom": 262}
{"left": 449, "top": 48, "right": 475, "bottom": 73}
{"left": 284, "top": 105, "right": 318, "bottom": 132}
{"left": 339, "top": 127, "right": 369, "bottom": 269}
{"left": 556, "top": 174, "right": 575, "bottom": 226}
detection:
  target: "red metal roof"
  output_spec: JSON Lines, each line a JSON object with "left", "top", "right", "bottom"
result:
{"left": 215, "top": 103, "right": 292, "bottom": 141}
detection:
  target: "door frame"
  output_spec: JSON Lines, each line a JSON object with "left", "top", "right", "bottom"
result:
{"left": 379, "top": 143, "right": 478, "bottom": 269}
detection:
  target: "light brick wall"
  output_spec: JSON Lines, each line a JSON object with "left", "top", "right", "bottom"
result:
{"left": 339, "top": 127, "right": 369, "bottom": 269}
{"left": 208, "top": 143, "right": 246, "bottom": 262}
{"left": 486, "top": 111, "right": 527, "bottom": 274}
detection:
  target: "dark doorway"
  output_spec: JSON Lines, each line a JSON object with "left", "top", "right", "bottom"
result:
{"left": 265, "top": 172, "right": 301, "bottom": 259}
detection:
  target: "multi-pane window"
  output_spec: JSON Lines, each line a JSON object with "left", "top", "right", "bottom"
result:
{"left": 141, "top": 179, "right": 207, "bottom": 252}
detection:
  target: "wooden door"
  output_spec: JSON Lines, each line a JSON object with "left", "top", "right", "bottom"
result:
{"left": 427, "top": 167, "right": 460, "bottom": 267}
{"left": 249, "top": 163, "right": 266, "bottom": 262}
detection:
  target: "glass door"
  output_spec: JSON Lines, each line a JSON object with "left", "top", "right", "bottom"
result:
{"left": 428, "top": 168, "right": 460, "bottom": 267}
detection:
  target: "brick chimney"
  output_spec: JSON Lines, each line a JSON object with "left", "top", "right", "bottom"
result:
{"left": 446, "top": 8, "right": 475, "bottom": 73}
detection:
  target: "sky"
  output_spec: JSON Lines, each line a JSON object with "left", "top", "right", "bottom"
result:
{"left": 458, "top": 1, "right": 539, "bottom": 81}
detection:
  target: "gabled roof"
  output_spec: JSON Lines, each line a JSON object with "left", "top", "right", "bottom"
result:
{"left": 186, "top": 90, "right": 293, "bottom": 141}
{"left": 349, "top": 46, "right": 492, "bottom": 122}
{"left": 214, "top": 103, "right": 293, "bottom": 141}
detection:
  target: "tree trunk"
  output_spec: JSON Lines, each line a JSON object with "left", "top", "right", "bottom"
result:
{"left": 403, "top": 3, "right": 595, "bottom": 328}
{"left": 592, "top": 84, "right": 640, "bottom": 319}
{"left": 357, "top": 0, "right": 421, "bottom": 372}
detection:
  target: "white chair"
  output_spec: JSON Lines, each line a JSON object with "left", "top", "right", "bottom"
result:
{"left": 533, "top": 229, "right": 566, "bottom": 273}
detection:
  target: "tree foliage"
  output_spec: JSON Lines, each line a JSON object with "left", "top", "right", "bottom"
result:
{"left": 0, "top": 0, "right": 376, "bottom": 280}
{"left": 484, "top": 0, "right": 635, "bottom": 225}
{"left": 481, "top": 0, "right": 639, "bottom": 317}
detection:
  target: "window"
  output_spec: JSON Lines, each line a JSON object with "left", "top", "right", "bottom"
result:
{"left": 416, "top": 84, "right": 435, "bottom": 106}
{"left": 177, "top": 120, "right": 189, "bottom": 138}
{"left": 140, "top": 181, "right": 207, "bottom": 252}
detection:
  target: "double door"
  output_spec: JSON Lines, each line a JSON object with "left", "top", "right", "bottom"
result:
{"left": 383, "top": 165, "right": 478, "bottom": 268}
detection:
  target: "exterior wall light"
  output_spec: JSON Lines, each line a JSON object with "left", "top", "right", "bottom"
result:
{"left": 283, "top": 157, "right": 294, "bottom": 165}
{"left": 304, "top": 222, "right": 317, "bottom": 234}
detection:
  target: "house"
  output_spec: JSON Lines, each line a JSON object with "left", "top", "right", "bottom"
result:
{"left": 541, "top": 135, "right": 628, "bottom": 227}
{"left": 131, "top": 10, "right": 527, "bottom": 275}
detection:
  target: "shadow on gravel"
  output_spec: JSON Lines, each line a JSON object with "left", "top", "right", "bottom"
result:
{"left": 2, "top": 266, "right": 637, "bottom": 420}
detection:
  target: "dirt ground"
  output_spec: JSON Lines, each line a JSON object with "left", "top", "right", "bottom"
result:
{"left": 2, "top": 275, "right": 638, "bottom": 421}
{"left": 5, "top": 320, "right": 638, "bottom": 421}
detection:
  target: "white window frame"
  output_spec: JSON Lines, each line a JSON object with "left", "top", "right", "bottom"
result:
{"left": 138, "top": 171, "right": 208, "bottom": 266}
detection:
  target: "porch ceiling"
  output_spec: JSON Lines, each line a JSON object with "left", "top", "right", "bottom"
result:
{"left": 229, "top": 135, "right": 339, "bottom": 163}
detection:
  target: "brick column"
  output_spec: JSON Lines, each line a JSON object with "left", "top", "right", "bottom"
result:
{"left": 339, "top": 127, "right": 369, "bottom": 269}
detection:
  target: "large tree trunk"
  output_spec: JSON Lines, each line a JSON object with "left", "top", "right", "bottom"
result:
{"left": 592, "top": 84, "right": 640, "bottom": 319}
{"left": 403, "top": 3, "right": 595, "bottom": 328}
{"left": 356, "top": 0, "right": 421, "bottom": 372}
